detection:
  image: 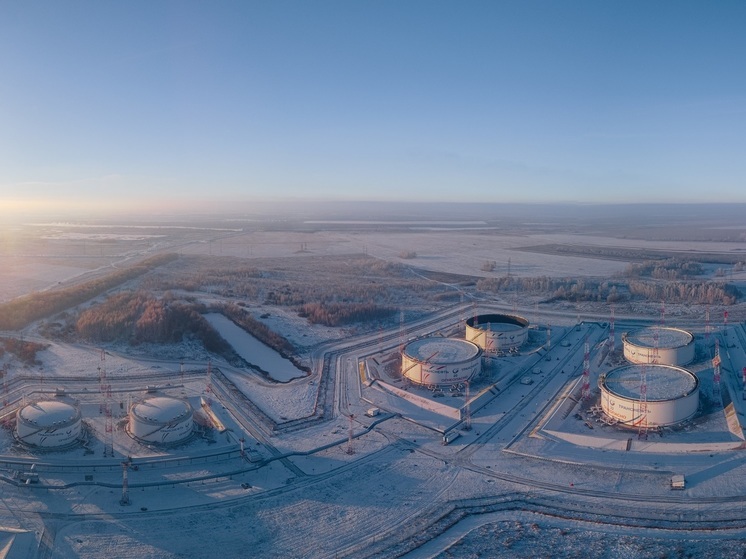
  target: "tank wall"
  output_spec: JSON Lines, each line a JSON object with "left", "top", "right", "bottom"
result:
{"left": 466, "top": 323, "right": 528, "bottom": 354}
{"left": 129, "top": 413, "right": 194, "bottom": 444}
{"left": 402, "top": 354, "right": 481, "bottom": 386}
{"left": 623, "top": 341, "right": 695, "bottom": 366}
{"left": 600, "top": 387, "right": 699, "bottom": 427}
{"left": 16, "top": 419, "right": 81, "bottom": 447}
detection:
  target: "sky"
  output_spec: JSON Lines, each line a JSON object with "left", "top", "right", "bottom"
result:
{"left": 1, "top": 1, "right": 745, "bottom": 216}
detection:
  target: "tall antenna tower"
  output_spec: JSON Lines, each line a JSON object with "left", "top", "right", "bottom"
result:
{"left": 713, "top": 338, "right": 722, "bottom": 401}
{"left": 399, "top": 310, "right": 405, "bottom": 353}
{"left": 120, "top": 460, "right": 130, "bottom": 505}
{"left": 346, "top": 413, "right": 355, "bottom": 455}
{"left": 0, "top": 369, "right": 5, "bottom": 408}
{"left": 637, "top": 363, "right": 648, "bottom": 440}
{"left": 546, "top": 326, "right": 551, "bottom": 352}
{"left": 205, "top": 360, "right": 213, "bottom": 405}
{"left": 581, "top": 337, "right": 591, "bottom": 400}
{"left": 99, "top": 350, "right": 113, "bottom": 457}
{"left": 464, "top": 381, "right": 472, "bottom": 431}
{"left": 609, "top": 304, "right": 616, "bottom": 353}
{"left": 638, "top": 327, "right": 659, "bottom": 441}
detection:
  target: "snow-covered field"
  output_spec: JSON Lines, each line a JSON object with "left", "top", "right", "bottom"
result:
{"left": 3, "top": 218, "right": 746, "bottom": 558}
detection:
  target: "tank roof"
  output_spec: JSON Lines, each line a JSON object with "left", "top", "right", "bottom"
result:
{"left": 404, "top": 337, "right": 480, "bottom": 363}
{"left": 19, "top": 400, "right": 79, "bottom": 427}
{"left": 132, "top": 396, "right": 191, "bottom": 423}
{"left": 624, "top": 326, "right": 693, "bottom": 349}
{"left": 602, "top": 364, "right": 698, "bottom": 401}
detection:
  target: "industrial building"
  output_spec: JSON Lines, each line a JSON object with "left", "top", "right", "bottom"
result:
{"left": 465, "top": 313, "right": 529, "bottom": 356}
{"left": 622, "top": 326, "right": 695, "bottom": 366}
{"left": 599, "top": 364, "right": 699, "bottom": 427}
{"left": 401, "top": 337, "right": 482, "bottom": 386}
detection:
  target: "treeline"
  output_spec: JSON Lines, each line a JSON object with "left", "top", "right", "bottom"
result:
{"left": 298, "top": 302, "right": 395, "bottom": 326}
{"left": 0, "top": 253, "right": 179, "bottom": 331}
{"left": 141, "top": 263, "right": 263, "bottom": 298}
{"left": 76, "top": 292, "right": 234, "bottom": 357}
{"left": 626, "top": 281, "right": 740, "bottom": 305}
{"left": 217, "top": 303, "right": 296, "bottom": 357}
{"left": 0, "top": 337, "right": 48, "bottom": 366}
{"left": 477, "top": 276, "right": 741, "bottom": 305}
{"left": 264, "top": 280, "right": 390, "bottom": 307}
{"left": 622, "top": 259, "right": 703, "bottom": 279}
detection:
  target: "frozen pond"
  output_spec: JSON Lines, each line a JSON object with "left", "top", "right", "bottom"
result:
{"left": 204, "top": 313, "right": 306, "bottom": 382}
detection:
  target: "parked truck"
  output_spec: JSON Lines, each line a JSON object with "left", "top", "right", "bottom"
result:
{"left": 442, "top": 430, "right": 461, "bottom": 445}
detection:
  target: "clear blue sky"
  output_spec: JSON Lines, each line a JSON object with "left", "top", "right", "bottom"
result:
{"left": 1, "top": 1, "right": 745, "bottom": 215}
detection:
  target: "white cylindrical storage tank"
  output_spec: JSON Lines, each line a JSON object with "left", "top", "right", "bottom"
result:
{"left": 622, "top": 326, "right": 694, "bottom": 366}
{"left": 16, "top": 400, "right": 82, "bottom": 448}
{"left": 402, "top": 338, "right": 482, "bottom": 386}
{"left": 465, "top": 313, "right": 529, "bottom": 356}
{"left": 128, "top": 396, "right": 194, "bottom": 445}
{"left": 599, "top": 364, "right": 699, "bottom": 427}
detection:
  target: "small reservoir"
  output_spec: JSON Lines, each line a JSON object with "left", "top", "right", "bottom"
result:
{"left": 204, "top": 313, "right": 306, "bottom": 382}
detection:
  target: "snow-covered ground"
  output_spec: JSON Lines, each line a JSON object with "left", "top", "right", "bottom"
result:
{"left": 3, "top": 220, "right": 746, "bottom": 558}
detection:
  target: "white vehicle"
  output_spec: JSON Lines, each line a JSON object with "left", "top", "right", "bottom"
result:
{"left": 442, "top": 431, "right": 461, "bottom": 445}
{"left": 520, "top": 376, "right": 534, "bottom": 385}
{"left": 365, "top": 407, "right": 380, "bottom": 417}
{"left": 671, "top": 474, "right": 685, "bottom": 490}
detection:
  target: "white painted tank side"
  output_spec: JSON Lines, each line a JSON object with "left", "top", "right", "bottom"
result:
{"left": 401, "top": 353, "right": 481, "bottom": 386}
{"left": 16, "top": 402, "right": 82, "bottom": 448}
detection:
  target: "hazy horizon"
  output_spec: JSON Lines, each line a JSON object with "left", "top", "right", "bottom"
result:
{"left": 2, "top": 2, "right": 745, "bottom": 216}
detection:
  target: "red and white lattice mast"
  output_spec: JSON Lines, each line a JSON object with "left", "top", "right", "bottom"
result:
{"left": 638, "top": 328, "right": 658, "bottom": 440}
{"left": 637, "top": 363, "right": 648, "bottom": 440}
{"left": 713, "top": 338, "right": 722, "bottom": 401}
{"left": 120, "top": 460, "right": 130, "bottom": 506}
{"left": 581, "top": 337, "right": 591, "bottom": 400}
{"left": 464, "top": 380, "right": 472, "bottom": 430}
{"left": 346, "top": 412, "right": 355, "bottom": 455}
{"left": 1, "top": 366, "right": 8, "bottom": 407}
{"left": 205, "top": 360, "right": 213, "bottom": 406}
{"left": 99, "top": 350, "right": 113, "bottom": 457}
{"left": 609, "top": 304, "right": 616, "bottom": 353}
{"left": 399, "top": 310, "right": 405, "bottom": 354}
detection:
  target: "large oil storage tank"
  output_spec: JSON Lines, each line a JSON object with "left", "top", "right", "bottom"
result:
{"left": 622, "top": 326, "right": 695, "bottom": 366}
{"left": 16, "top": 400, "right": 82, "bottom": 448}
{"left": 128, "top": 396, "right": 194, "bottom": 445}
{"left": 465, "top": 313, "right": 529, "bottom": 355}
{"left": 599, "top": 364, "right": 699, "bottom": 427}
{"left": 402, "top": 337, "right": 482, "bottom": 386}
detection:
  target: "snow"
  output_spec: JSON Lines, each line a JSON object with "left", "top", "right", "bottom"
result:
{"left": 203, "top": 313, "right": 306, "bottom": 382}
{"left": 4, "top": 219, "right": 746, "bottom": 557}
